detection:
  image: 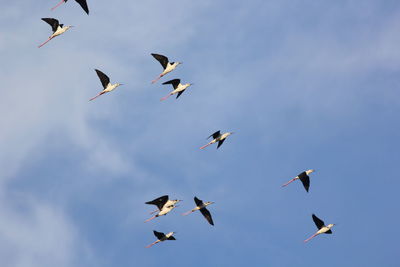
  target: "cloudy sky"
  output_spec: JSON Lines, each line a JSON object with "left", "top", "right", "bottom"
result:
{"left": 1, "top": 0, "right": 399, "bottom": 266}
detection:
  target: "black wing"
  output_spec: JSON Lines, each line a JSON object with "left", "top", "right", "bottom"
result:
{"left": 298, "top": 173, "right": 310, "bottom": 192}
{"left": 217, "top": 139, "right": 225, "bottom": 149}
{"left": 207, "top": 131, "right": 221, "bottom": 139}
{"left": 75, "top": 0, "right": 89, "bottom": 14}
{"left": 176, "top": 91, "right": 184, "bottom": 99}
{"left": 312, "top": 214, "right": 325, "bottom": 229}
{"left": 200, "top": 208, "right": 214, "bottom": 226}
{"left": 145, "top": 195, "right": 169, "bottom": 210}
{"left": 194, "top": 196, "right": 203, "bottom": 207}
{"left": 153, "top": 230, "right": 165, "bottom": 240}
{"left": 41, "top": 18, "right": 59, "bottom": 33}
{"left": 162, "top": 79, "right": 180, "bottom": 89}
{"left": 95, "top": 69, "right": 110, "bottom": 89}
{"left": 167, "top": 236, "right": 176, "bottom": 240}
{"left": 325, "top": 229, "right": 332, "bottom": 234}
{"left": 151, "top": 53, "right": 169, "bottom": 69}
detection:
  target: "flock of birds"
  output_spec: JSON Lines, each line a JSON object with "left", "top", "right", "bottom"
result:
{"left": 38, "top": 0, "right": 336, "bottom": 248}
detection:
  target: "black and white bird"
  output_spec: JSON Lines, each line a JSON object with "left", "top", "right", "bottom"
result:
{"left": 38, "top": 18, "right": 73, "bottom": 48}
{"left": 200, "top": 131, "right": 234, "bottom": 149}
{"left": 151, "top": 53, "right": 182, "bottom": 84}
{"left": 183, "top": 196, "right": 214, "bottom": 226}
{"left": 145, "top": 230, "right": 176, "bottom": 248}
{"left": 282, "top": 169, "right": 315, "bottom": 192}
{"left": 89, "top": 69, "right": 123, "bottom": 101}
{"left": 51, "top": 0, "right": 89, "bottom": 15}
{"left": 145, "top": 195, "right": 181, "bottom": 222}
{"left": 160, "top": 79, "right": 192, "bottom": 101}
{"left": 304, "top": 214, "right": 335, "bottom": 243}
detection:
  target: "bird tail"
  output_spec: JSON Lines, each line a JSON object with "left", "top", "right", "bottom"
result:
{"left": 89, "top": 92, "right": 105, "bottom": 101}
{"left": 160, "top": 93, "right": 171, "bottom": 101}
{"left": 144, "top": 215, "right": 156, "bottom": 223}
{"left": 51, "top": 0, "right": 65, "bottom": 11}
{"left": 38, "top": 37, "right": 53, "bottom": 48}
{"left": 200, "top": 143, "right": 212, "bottom": 149}
{"left": 304, "top": 233, "right": 318, "bottom": 243}
{"left": 281, "top": 178, "right": 297, "bottom": 187}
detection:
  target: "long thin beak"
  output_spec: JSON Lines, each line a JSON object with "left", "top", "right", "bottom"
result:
{"left": 120, "top": 83, "right": 124, "bottom": 85}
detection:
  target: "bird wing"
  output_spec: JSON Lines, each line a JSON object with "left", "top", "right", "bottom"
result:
{"left": 153, "top": 230, "right": 166, "bottom": 240}
{"left": 194, "top": 196, "right": 203, "bottom": 207}
{"left": 312, "top": 214, "right": 325, "bottom": 229}
{"left": 299, "top": 173, "right": 310, "bottom": 192}
{"left": 162, "top": 79, "right": 180, "bottom": 89}
{"left": 217, "top": 139, "right": 225, "bottom": 149}
{"left": 75, "top": 0, "right": 89, "bottom": 14}
{"left": 41, "top": 18, "right": 59, "bottom": 33}
{"left": 176, "top": 91, "right": 184, "bottom": 99}
{"left": 167, "top": 236, "right": 176, "bottom": 240}
{"left": 151, "top": 53, "right": 169, "bottom": 69}
{"left": 95, "top": 69, "right": 110, "bottom": 89}
{"left": 325, "top": 229, "right": 332, "bottom": 234}
{"left": 207, "top": 131, "right": 221, "bottom": 139}
{"left": 200, "top": 208, "right": 214, "bottom": 226}
{"left": 145, "top": 195, "right": 169, "bottom": 210}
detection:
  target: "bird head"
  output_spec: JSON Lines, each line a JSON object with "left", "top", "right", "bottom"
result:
{"left": 116, "top": 83, "right": 124, "bottom": 88}
{"left": 177, "top": 62, "right": 183, "bottom": 66}
{"left": 66, "top": 25, "right": 74, "bottom": 30}
{"left": 327, "top": 223, "right": 335, "bottom": 229}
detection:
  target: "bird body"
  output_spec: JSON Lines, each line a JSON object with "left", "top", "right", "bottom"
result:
{"left": 151, "top": 53, "right": 182, "bottom": 83}
{"left": 304, "top": 214, "right": 335, "bottom": 242}
{"left": 145, "top": 195, "right": 181, "bottom": 222}
{"left": 183, "top": 197, "right": 214, "bottom": 225}
{"left": 146, "top": 231, "right": 176, "bottom": 248}
{"left": 89, "top": 69, "right": 123, "bottom": 101}
{"left": 51, "top": 0, "right": 89, "bottom": 15}
{"left": 282, "top": 169, "right": 314, "bottom": 192}
{"left": 38, "top": 18, "right": 73, "bottom": 48}
{"left": 160, "top": 79, "right": 192, "bottom": 101}
{"left": 200, "top": 131, "right": 234, "bottom": 149}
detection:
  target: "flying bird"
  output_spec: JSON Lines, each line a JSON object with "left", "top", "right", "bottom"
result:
{"left": 89, "top": 69, "right": 123, "bottom": 101}
{"left": 145, "top": 195, "right": 181, "bottom": 222}
{"left": 183, "top": 196, "right": 214, "bottom": 226}
{"left": 51, "top": 0, "right": 89, "bottom": 15}
{"left": 160, "top": 79, "right": 192, "bottom": 101}
{"left": 282, "top": 169, "right": 315, "bottom": 192}
{"left": 151, "top": 53, "right": 182, "bottom": 84}
{"left": 304, "top": 214, "right": 335, "bottom": 243}
{"left": 38, "top": 18, "right": 73, "bottom": 48}
{"left": 200, "top": 131, "right": 234, "bottom": 149}
{"left": 145, "top": 230, "right": 176, "bottom": 248}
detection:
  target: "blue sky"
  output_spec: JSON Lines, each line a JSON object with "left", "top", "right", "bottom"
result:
{"left": 1, "top": 0, "right": 399, "bottom": 266}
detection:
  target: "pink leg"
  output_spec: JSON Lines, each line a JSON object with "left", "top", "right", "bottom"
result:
{"left": 200, "top": 143, "right": 212, "bottom": 149}
{"left": 304, "top": 233, "right": 318, "bottom": 243}
{"left": 151, "top": 74, "right": 162, "bottom": 84}
{"left": 182, "top": 210, "right": 193, "bottom": 216}
{"left": 160, "top": 93, "right": 171, "bottom": 101}
{"left": 145, "top": 241, "right": 158, "bottom": 248}
{"left": 149, "top": 209, "right": 159, "bottom": 215}
{"left": 282, "top": 178, "right": 298, "bottom": 187}
{"left": 89, "top": 92, "right": 105, "bottom": 101}
{"left": 38, "top": 37, "right": 53, "bottom": 48}
{"left": 51, "top": 0, "right": 65, "bottom": 11}
{"left": 144, "top": 215, "right": 156, "bottom": 223}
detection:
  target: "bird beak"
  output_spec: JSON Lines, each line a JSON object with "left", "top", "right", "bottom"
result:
{"left": 120, "top": 83, "right": 124, "bottom": 85}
